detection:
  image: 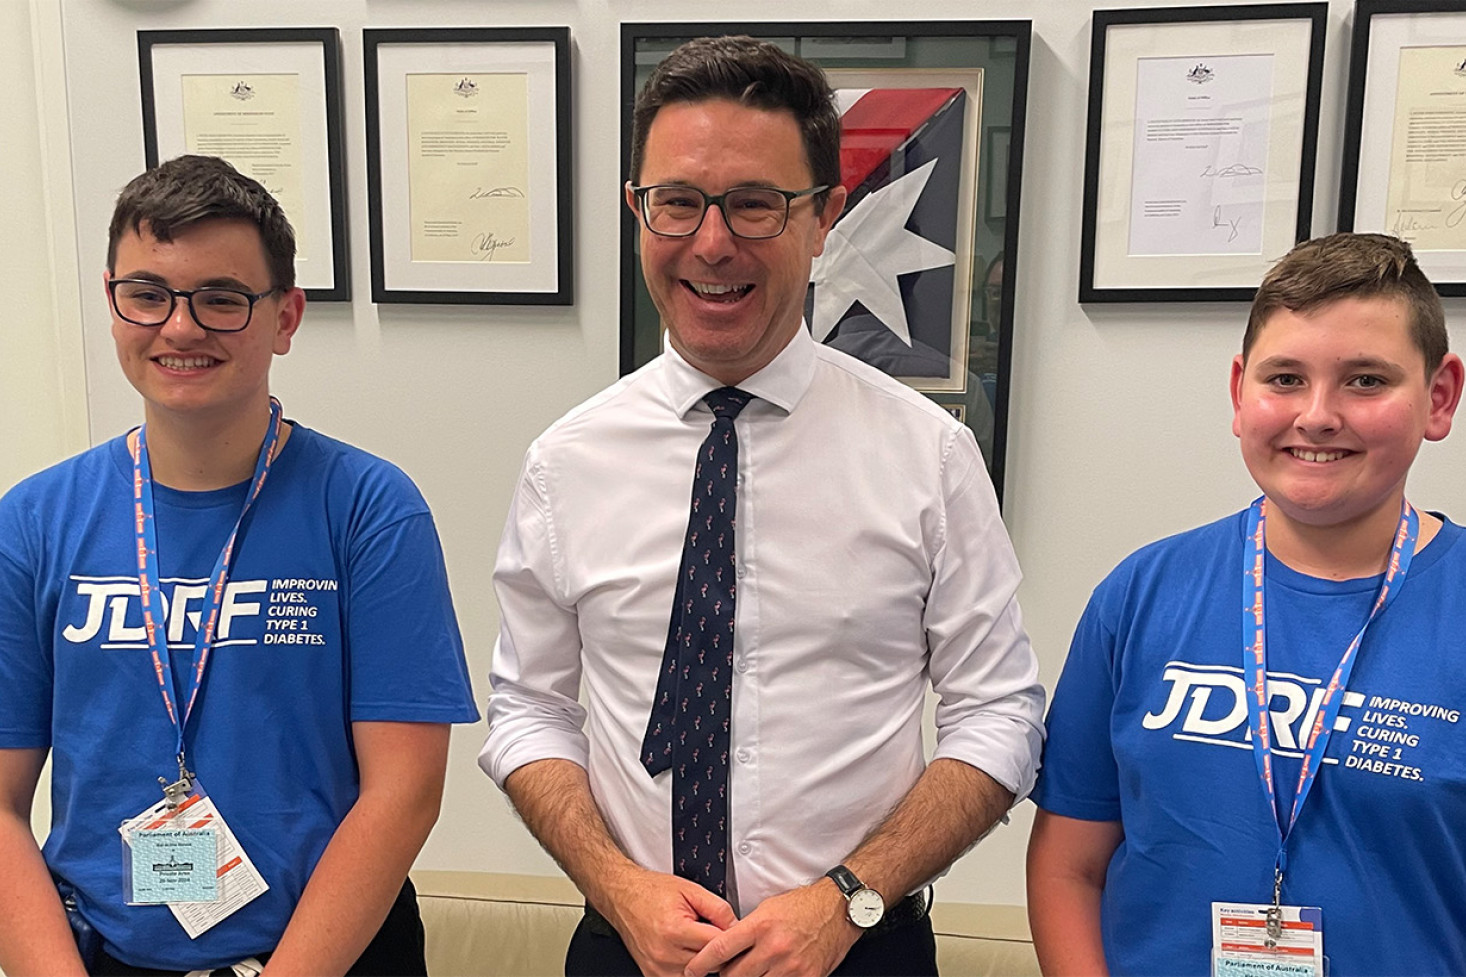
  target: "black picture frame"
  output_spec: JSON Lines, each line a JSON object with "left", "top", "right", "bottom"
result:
{"left": 984, "top": 126, "right": 1012, "bottom": 223}
{"left": 619, "top": 22, "right": 1031, "bottom": 501}
{"left": 364, "top": 27, "right": 573, "bottom": 305}
{"left": 139, "top": 28, "right": 351, "bottom": 302}
{"left": 1079, "top": 4, "right": 1327, "bottom": 303}
{"left": 1339, "top": 0, "right": 1466, "bottom": 296}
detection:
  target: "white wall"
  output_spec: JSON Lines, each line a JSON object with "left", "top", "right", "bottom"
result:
{"left": 2, "top": 0, "right": 88, "bottom": 492}
{"left": 18, "top": 0, "right": 1466, "bottom": 911}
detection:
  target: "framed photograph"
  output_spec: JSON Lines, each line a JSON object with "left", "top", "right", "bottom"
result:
{"left": 620, "top": 22, "right": 1031, "bottom": 499}
{"left": 1339, "top": 0, "right": 1466, "bottom": 296}
{"left": 364, "top": 27, "right": 572, "bottom": 305}
{"left": 1079, "top": 4, "right": 1327, "bottom": 303}
{"left": 139, "top": 28, "right": 350, "bottom": 302}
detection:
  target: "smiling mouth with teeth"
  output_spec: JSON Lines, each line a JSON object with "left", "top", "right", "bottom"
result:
{"left": 686, "top": 281, "right": 753, "bottom": 302}
{"left": 155, "top": 355, "right": 219, "bottom": 370}
{"left": 1289, "top": 448, "right": 1350, "bottom": 463}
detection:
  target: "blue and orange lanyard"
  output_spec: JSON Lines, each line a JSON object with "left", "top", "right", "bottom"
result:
{"left": 1241, "top": 495, "right": 1416, "bottom": 928}
{"left": 130, "top": 398, "right": 284, "bottom": 800}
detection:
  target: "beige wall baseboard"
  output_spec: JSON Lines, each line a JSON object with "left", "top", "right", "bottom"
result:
{"left": 410, "top": 870, "right": 1032, "bottom": 943}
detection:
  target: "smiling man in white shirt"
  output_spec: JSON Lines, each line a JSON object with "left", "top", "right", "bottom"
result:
{"left": 480, "top": 36, "right": 1044, "bottom": 977}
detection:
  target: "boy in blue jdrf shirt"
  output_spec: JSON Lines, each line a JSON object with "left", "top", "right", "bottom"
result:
{"left": 1028, "top": 233, "right": 1466, "bottom": 976}
{"left": 0, "top": 156, "right": 479, "bottom": 976}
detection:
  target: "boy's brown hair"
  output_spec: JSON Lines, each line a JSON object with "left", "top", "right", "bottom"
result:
{"left": 1244, "top": 233, "right": 1447, "bottom": 376}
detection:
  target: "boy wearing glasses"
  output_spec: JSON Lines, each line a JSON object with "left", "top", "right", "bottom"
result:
{"left": 480, "top": 36, "right": 1042, "bottom": 977}
{"left": 0, "top": 156, "right": 478, "bottom": 975}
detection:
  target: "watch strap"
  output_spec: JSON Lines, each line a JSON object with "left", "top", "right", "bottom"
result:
{"left": 825, "top": 864, "right": 862, "bottom": 896}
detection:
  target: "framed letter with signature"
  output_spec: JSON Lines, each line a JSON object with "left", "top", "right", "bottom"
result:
{"left": 620, "top": 22, "right": 1031, "bottom": 501}
{"left": 1080, "top": 4, "right": 1327, "bottom": 303}
{"left": 1340, "top": 0, "right": 1466, "bottom": 296}
{"left": 139, "top": 28, "right": 350, "bottom": 302}
{"left": 364, "top": 27, "right": 572, "bottom": 305}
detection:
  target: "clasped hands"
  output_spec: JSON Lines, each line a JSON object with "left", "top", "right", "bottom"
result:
{"left": 599, "top": 867, "right": 862, "bottom": 977}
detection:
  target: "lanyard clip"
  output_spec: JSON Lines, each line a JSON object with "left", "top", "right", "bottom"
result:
{"left": 1265, "top": 866, "right": 1284, "bottom": 945}
{"left": 158, "top": 753, "right": 195, "bottom": 809}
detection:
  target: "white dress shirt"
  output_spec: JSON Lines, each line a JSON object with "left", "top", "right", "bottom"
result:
{"left": 480, "top": 326, "right": 1043, "bottom": 913}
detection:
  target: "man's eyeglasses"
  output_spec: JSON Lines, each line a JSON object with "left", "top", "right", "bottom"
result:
{"left": 108, "top": 278, "right": 277, "bottom": 333}
{"left": 632, "top": 184, "right": 829, "bottom": 240}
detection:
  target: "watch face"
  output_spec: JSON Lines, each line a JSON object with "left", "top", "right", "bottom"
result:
{"left": 847, "top": 887, "right": 885, "bottom": 928}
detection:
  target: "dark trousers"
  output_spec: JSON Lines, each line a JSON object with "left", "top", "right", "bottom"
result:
{"left": 88, "top": 878, "right": 426, "bottom": 977}
{"left": 564, "top": 910, "right": 939, "bottom": 977}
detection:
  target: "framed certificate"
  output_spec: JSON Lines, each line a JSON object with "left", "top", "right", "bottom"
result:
{"left": 364, "top": 27, "right": 572, "bottom": 305}
{"left": 1079, "top": 4, "right": 1327, "bottom": 303}
{"left": 1340, "top": 0, "right": 1466, "bottom": 296}
{"left": 139, "top": 28, "right": 350, "bottom": 302}
{"left": 620, "top": 22, "right": 1031, "bottom": 500}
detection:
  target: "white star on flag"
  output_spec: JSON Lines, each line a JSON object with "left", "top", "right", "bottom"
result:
{"left": 808, "top": 158, "right": 955, "bottom": 346}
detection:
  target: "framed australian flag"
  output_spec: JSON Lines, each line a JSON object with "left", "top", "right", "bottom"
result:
{"left": 619, "top": 22, "right": 1031, "bottom": 500}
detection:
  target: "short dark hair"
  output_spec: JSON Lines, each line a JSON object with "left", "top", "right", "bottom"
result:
{"left": 108, "top": 155, "right": 296, "bottom": 291}
{"left": 629, "top": 35, "right": 841, "bottom": 212}
{"left": 1244, "top": 232, "right": 1447, "bottom": 376}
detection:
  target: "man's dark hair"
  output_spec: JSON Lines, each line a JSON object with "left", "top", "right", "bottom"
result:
{"left": 629, "top": 35, "right": 841, "bottom": 212}
{"left": 108, "top": 155, "right": 296, "bottom": 291}
{"left": 1244, "top": 232, "right": 1447, "bottom": 376}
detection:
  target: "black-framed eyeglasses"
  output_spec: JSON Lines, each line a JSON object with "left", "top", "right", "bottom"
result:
{"left": 108, "top": 278, "right": 277, "bottom": 333}
{"left": 632, "top": 184, "right": 829, "bottom": 240}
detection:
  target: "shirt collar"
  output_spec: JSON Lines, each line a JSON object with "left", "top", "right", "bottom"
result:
{"left": 662, "top": 324, "right": 816, "bottom": 418}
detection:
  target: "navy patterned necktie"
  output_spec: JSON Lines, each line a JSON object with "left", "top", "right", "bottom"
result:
{"left": 640, "top": 387, "right": 753, "bottom": 898}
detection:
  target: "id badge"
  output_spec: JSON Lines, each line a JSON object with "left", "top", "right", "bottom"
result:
{"left": 119, "top": 778, "right": 270, "bottom": 937}
{"left": 121, "top": 788, "right": 219, "bottom": 905}
{"left": 1211, "top": 902, "right": 1325, "bottom": 977}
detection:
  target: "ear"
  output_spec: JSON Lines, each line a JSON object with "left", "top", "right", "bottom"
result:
{"left": 625, "top": 181, "right": 640, "bottom": 218}
{"left": 1229, "top": 354, "right": 1246, "bottom": 438}
{"left": 103, "top": 271, "right": 121, "bottom": 335}
{"left": 271, "top": 288, "right": 306, "bottom": 356}
{"left": 810, "top": 184, "right": 848, "bottom": 258}
{"left": 1424, "top": 352, "right": 1464, "bottom": 442}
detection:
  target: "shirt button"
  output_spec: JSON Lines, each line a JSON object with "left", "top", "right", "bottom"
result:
{"left": 738, "top": 842, "right": 752, "bottom": 855}
{"left": 736, "top": 564, "right": 747, "bottom": 579}
{"left": 735, "top": 658, "right": 749, "bottom": 673}
{"left": 735, "top": 749, "right": 750, "bottom": 763}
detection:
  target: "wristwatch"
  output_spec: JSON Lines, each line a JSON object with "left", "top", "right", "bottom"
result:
{"left": 825, "top": 865, "right": 885, "bottom": 929}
